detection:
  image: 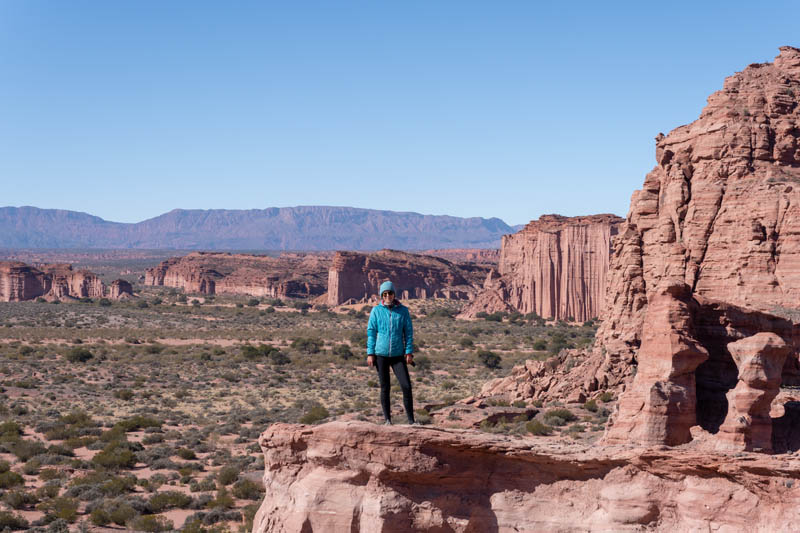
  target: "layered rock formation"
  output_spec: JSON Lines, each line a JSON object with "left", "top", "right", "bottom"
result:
{"left": 461, "top": 214, "right": 623, "bottom": 321}
{"left": 254, "top": 421, "right": 800, "bottom": 533}
{"left": 327, "top": 249, "right": 490, "bottom": 306}
{"left": 0, "top": 261, "right": 119, "bottom": 301}
{"left": 145, "top": 252, "right": 330, "bottom": 299}
{"left": 419, "top": 248, "right": 500, "bottom": 265}
{"left": 477, "top": 47, "right": 800, "bottom": 412}
{"left": 108, "top": 279, "right": 134, "bottom": 299}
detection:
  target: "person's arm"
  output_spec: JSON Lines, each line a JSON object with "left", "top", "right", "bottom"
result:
{"left": 404, "top": 309, "right": 414, "bottom": 362}
{"left": 366, "top": 308, "right": 377, "bottom": 366}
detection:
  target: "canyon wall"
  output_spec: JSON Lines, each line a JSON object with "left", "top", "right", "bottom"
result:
{"left": 327, "top": 249, "right": 490, "bottom": 306}
{"left": 0, "top": 261, "right": 118, "bottom": 301}
{"left": 145, "top": 252, "right": 330, "bottom": 299}
{"left": 461, "top": 214, "right": 623, "bottom": 321}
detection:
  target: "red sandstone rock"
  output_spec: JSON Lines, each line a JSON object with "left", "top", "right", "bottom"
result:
{"left": 715, "top": 333, "right": 791, "bottom": 452}
{"left": 254, "top": 420, "right": 800, "bottom": 532}
{"left": 605, "top": 283, "right": 708, "bottom": 446}
{"left": 145, "top": 252, "right": 330, "bottom": 298}
{"left": 326, "top": 249, "right": 489, "bottom": 307}
{"left": 0, "top": 261, "right": 47, "bottom": 301}
{"left": 0, "top": 261, "right": 107, "bottom": 301}
{"left": 108, "top": 279, "right": 133, "bottom": 299}
{"left": 418, "top": 248, "right": 500, "bottom": 265}
{"left": 460, "top": 214, "right": 622, "bottom": 321}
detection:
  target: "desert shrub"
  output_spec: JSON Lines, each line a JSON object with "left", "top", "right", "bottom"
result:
{"left": 583, "top": 399, "right": 598, "bottom": 412}
{"left": 0, "top": 420, "right": 22, "bottom": 438}
{"left": 232, "top": 478, "right": 264, "bottom": 500}
{"left": 39, "top": 467, "right": 66, "bottom": 481}
{"left": 0, "top": 511, "right": 28, "bottom": 530}
{"left": 414, "top": 409, "right": 432, "bottom": 425}
{"left": 208, "top": 486, "right": 235, "bottom": 509}
{"left": 117, "top": 415, "right": 161, "bottom": 432}
{"left": 333, "top": 344, "right": 353, "bottom": 360}
{"left": 484, "top": 312, "right": 505, "bottom": 322}
{"left": 299, "top": 404, "right": 329, "bottom": 424}
{"left": 247, "top": 298, "right": 260, "bottom": 307}
{"left": 427, "top": 308, "right": 454, "bottom": 319}
{"left": 270, "top": 350, "right": 291, "bottom": 365}
{"left": 93, "top": 441, "right": 137, "bottom": 469}
{"left": 137, "top": 300, "right": 150, "bottom": 308}
{"left": 130, "top": 514, "right": 174, "bottom": 532}
{"left": 216, "top": 466, "right": 239, "bottom": 486}
{"left": 0, "top": 470, "right": 24, "bottom": 489}
{"left": 599, "top": 391, "right": 615, "bottom": 403}
{"left": 108, "top": 502, "right": 137, "bottom": 526}
{"left": 38, "top": 496, "right": 79, "bottom": 523}
{"left": 144, "top": 343, "right": 164, "bottom": 354}
{"left": 459, "top": 337, "right": 474, "bottom": 348}
{"left": 291, "top": 337, "right": 322, "bottom": 354}
{"left": 65, "top": 347, "right": 93, "bottom": 363}
{"left": 177, "top": 447, "right": 196, "bottom": 460}
{"left": 526, "top": 420, "right": 553, "bottom": 436}
{"left": 414, "top": 355, "right": 432, "bottom": 372}
{"left": 3, "top": 489, "right": 37, "bottom": 509}
{"left": 90, "top": 507, "right": 111, "bottom": 526}
{"left": 9, "top": 438, "right": 47, "bottom": 461}
{"left": 349, "top": 331, "right": 367, "bottom": 347}
{"left": 543, "top": 408, "right": 576, "bottom": 426}
{"left": 477, "top": 350, "right": 502, "bottom": 369}
{"left": 532, "top": 339, "right": 548, "bottom": 350}
{"left": 567, "top": 423, "right": 586, "bottom": 434}
{"left": 148, "top": 490, "right": 192, "bottom": 512}
{"left": 113, "top": 389, "right": 134, "bottom": 401}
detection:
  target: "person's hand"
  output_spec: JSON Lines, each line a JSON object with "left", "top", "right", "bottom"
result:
{"left": 405, "top": 353, "right": 413, "bottom": 364}
{"left": 367, "top": 355, "right": 375, "bottom": 367}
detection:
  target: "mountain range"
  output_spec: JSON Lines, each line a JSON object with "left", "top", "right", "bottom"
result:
{"left": 0, "top": 206, "right": 524, "bottom": 250}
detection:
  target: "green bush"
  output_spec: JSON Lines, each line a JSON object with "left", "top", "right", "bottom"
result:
{"left": 0, "top": 470, "right": 24, "bottom": 489}
{"left": 92, "top": 441, "right": 137, "bottom": 469}
{"left": 532, "top": 339, "right": 547, "bottom": 351}
{"left": 148, "top": 490, "right": 193, "bottom": 512}
{"left": 232, "top": 478, "right": 264, "bottom": 500}
{"left": 130, "top": 514, "right": 174, "bottom": 532}
{"left": 98, "top": 298, "right": 112, "bottom": 307}
{"left": 583, "top": 399, "right": 598, "bottom": 412}
{"left": 108, "top": 502, "right": 137, "bottom": 525}
{"left": 114, "top": 389, "right": 134, "bottom": 401}
{"left": 0, "top": 420, "right": 22, "bottom": 438}
{"left": 216, "top": 466, "right": 240, "bottom": 486}
{"left": 291, "top": 337, "right": 322, "bottom": 354}
{"left": 543, "top": 408, "right": 577, "bottom": 426}
{"left": 599, "top": 391, "right": 615, "bottom": 403}
{"left": 65, "top": 347, "right": 93, "bottom": 363}
{"left": 477, "top": 350, "right": 502, "bottom": 369}
{"left": 247, "top": 298, "right": 260, "bottom": 307}
{"left": 3, "top": 489, "right": 37, "bottom": 509}
{"left": 526, "top": 420, "right": 553, "bottom": 436}
{"left": 299, "top": 404, "right": 329, "bottom": 424}
{"left": 177, "top": 448, "right": 197, "bottom": 460}
{"left": 333, "top": 344, "right": 353, "bottom": 360}
{"left": 90, "top": 508, "right": 111, "bottom": 526}
{"left": 0, "top": 511, "right": 29, "bottom": 530}
{"left": 349, "top": 331, "right": 367, "bottom": 347}
{"left": 459, "top": 338, "right": 474, "bottom": 348}
{"left": 8, "top": 439, "right": 47, "bottom": 461}
{"left": 38, "top": 496, "right": 79, "bottom": 523}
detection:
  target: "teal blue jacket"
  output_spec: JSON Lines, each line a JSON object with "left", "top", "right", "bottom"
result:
{"left": 366, "top": 302, "right": 413, "bottom": 356}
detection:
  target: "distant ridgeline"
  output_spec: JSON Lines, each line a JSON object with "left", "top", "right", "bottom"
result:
{"left": 0, "top": 206, "right": 520, "bottom": 250}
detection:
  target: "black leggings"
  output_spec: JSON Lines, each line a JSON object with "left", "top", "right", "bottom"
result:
{"left": 375, "top": 355, "right": 414, "bottom": 423}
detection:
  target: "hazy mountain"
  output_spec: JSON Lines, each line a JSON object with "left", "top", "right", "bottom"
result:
{"left": 0, "top": 206, "right": 523, "bottom": 250}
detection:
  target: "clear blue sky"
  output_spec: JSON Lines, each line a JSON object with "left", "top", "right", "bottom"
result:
{"left": 1, "top": 1, "right": 798, "bottom": 225}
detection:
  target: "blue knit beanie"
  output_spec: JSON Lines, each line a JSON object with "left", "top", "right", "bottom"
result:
{"left": 379, "top": 281, "right": 395, "bottom": 296}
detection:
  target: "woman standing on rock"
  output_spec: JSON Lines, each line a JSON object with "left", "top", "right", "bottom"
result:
{"left": 366, "top": 281, "right": 416, "bottom": 425}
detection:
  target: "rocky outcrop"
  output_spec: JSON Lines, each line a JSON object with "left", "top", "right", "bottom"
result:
{"left": 0, "top": 261, "right": 115, "bottom": 301}
{"left": 475, "top": 47, "right": 800, "bottom": 409}
{"left": 254, "top": 421, "right": 800, "bottom": 532}
{"left": 145, "top": 252, "right": 330, "bottom": 299}
{"left": 461, "top": 214, "right": 623, "bottom": 321}
{"left": 0, "top": 262, "right": 47, "bottom": 301}
{"left": 419, "top": 248, "right": 500, "bottom": 265}
{"left": 326, "top": 250, "right": 489, "bottom": 306}
{"left": 716, "top": 333, "right": 792, "bottom": 452}
{"left": 108, "top": 279, "right": 133, "bottom": 299}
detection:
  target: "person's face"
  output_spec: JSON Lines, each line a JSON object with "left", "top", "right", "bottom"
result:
{"left": 382, "top": 290, "right": 395, "bottom": 305}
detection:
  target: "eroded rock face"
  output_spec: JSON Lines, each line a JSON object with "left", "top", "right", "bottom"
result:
{"left": 327, "top": 249, "right": 489, "bottom": 306}
{"left": 599, "top": 46, "right": 800, "bottom": 364}
{"left": 716, "top": 333, "right": 792, "bottom": 452}
{"left": 605, "top": 283, "right": 709, "bottom": 446}
{"left": 254, "top": 421, "right": 800, "bottom": 533}
{"left": 108, "top": 279, "right": 133, "bottom": 299}
{"left": 461, "top": 214, "right": 622, "bottom": 321}
{"left": 0, "top": 261, "right": 111, "bottom": 301}
{"left": 145, "top": 252, "right": 330, "bottom": 299}
{"left": 0, "top": 261, "right": 47, "bottom": 301}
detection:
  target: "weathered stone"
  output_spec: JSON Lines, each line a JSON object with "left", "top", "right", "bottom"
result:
{"left": 461, "top": 214, "right": 623, "bottom": 321}
{"left": 0, "top": 261, "right": 106, "bottom": 301}
{"left": 327, "top": 249, "right": 488, "bottom": 307}
{"left": 145, "top": 251, "right": 330, "bottom": 298}
{"left": 716, "top": 333, "right": 791, "bottom": 452}
{"left": 108, "top": 279, "right": 133, "bottom": 299}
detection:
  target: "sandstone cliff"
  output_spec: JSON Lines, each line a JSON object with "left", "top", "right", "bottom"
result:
{"left": 0, "top": 261, "right": 116, "bottom": 301}
{"left": 477, "top": 46, "right": 800, "bottom": 408}
{"left": 326, "top": 249, "right": 490, "bottom": 306}
{"left": 460, "top": 214, "right": 623, "bottom": 321}
{"left": 145, "top": 252, "right": 330, "bottom": 299}
{"left": 254, "top": 421, "right": 800, "bottom": 533}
